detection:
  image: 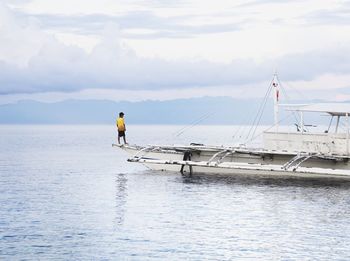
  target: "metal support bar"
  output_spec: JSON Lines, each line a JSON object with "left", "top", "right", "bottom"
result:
{"left": 133, "top": 146, "right": 159, "bottom": 158}
{"left": 347, "top": 113, "right": 349, "bottom": 155}
{"left": 282, "top": 153, "right": 316, "bottom": 171}
{"left": 207, "top": 150, "right": 227, "bottom": 164}
{"left": 216, "top": 151, "right": 234, "bottom": 165}
{"left": 300, "top": 112, "right": 304, "bottom": 134}
{"left": 327, "top": 116, "right": 334, "bottom": 133}
{"left": 293, "top": 155, "right": 313, "bottom": 171}
{"left": 335, "top": 116, "right": 340, "bottom": 133}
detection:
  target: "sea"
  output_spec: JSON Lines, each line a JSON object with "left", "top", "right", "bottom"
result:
{"left": 1, "top": 124, "right": 350, "bottom": 260}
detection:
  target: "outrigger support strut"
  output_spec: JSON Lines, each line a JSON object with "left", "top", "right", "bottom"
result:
{"left": 132, "top": 145, "right": 159, "bottom": 159}
{"left": 207, "top": 149, "right": 233, "bottom": 165}
{"left": 282, "top": 153, "right": 315, "bottom": 171}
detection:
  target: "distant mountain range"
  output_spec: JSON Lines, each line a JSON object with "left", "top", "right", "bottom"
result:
{"left": 0, "top": 97, "right": 331, "bottom": 125}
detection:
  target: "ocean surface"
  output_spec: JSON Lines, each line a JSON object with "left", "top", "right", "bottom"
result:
{"left": 1, "top": 124, "right": 350, "bottom": 260}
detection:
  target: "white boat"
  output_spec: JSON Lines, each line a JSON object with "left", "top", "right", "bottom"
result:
{"left": 114, "top": 75, "right": 350, "bottom": 180}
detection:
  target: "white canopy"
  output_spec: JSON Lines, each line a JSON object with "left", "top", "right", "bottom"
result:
{"left": 283, "top": 103, "right": 350, "bottom": 116}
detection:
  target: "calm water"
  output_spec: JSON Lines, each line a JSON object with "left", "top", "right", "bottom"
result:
{"left": 1, "top": 125, "right": 350, "bottom": 260}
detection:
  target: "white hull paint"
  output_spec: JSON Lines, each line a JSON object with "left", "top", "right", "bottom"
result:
{"left": 139, "top": 160, "right": 350, "bottom": 179}
{"left": 115, "top": 144, "right": 350, "bottom": 180}
{"left": 143, "top": 163, "right": 350, "bottom": 179}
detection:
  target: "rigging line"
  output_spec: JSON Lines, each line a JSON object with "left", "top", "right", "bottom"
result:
{"left": 173, "top": 113, "right": 210, "bottom": 137}
{"left": 175, "top": 113, "right": 213, "bottom": 138}
{"left": 233, "top": 124, "right": 251, "bottom": 143}
{"left": 175, "top": 86, "right": 249, "bottom": 139}
{"left": 245, "top": 81, "right": 273, "bottom": 140}
{"left": 276, "top": 74, "right": 308, "bottom": 101}
{"left": 173, "top": 112, "right": 214, "bottom": 137}
{"left": 253, "top": 78, "right": 274, "bottom": 125}
{"left": 245, "top": 78, "right": 274, "bottom": 141}
{"left": 172, "top": 112, "right": 210, "bottom": 136}
{"left": 276, "top": 74, "right": 311, "bottom": 132}
{"left": 231, "top": 87, "right": 262, "bottom": 141}
{"left": 276, "top": 75, "right": 302, "bottom": 127}
{"left": 233, "top": 85, "right": 268, "bottom": 141}
{"left": 245, "top": 112, "right": 295, "bottom": 145}
{"left": 276, "top": 75, "right": 299, "bottom": 110}
{"left": 173, "top": 110, "right": 212, "bottom": 134}
{"left": 232, "top": 124, "right": 243, "bottom": 140}
{"left": 250, "top": 89, "right": 272, "bottom": 141}
{"left": 233, "top": 106, "right": 261, "bottom": 140}
{"left": 250, "top": 82, "right": 276, "bottom": 140}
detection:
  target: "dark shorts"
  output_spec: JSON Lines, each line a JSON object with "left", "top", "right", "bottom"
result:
{"left": 118, "top": 131, "right": 125, "bottom": 137}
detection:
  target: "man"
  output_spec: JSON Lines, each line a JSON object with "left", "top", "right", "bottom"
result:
{"left": 117, "top": 112, "right": 127, "bottom": 144}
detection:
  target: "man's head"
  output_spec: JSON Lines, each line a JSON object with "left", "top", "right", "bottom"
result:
{"left": 119, "top": 112, "right": 124, "bottom": 117}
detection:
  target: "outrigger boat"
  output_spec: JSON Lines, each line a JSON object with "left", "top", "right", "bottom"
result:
{"left": 114, "top": 74, "right": 350, "bottom": 179}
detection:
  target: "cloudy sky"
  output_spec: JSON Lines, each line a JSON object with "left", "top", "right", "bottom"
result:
{"left": 1, "top": 0, "right": 350, "bottom": 104}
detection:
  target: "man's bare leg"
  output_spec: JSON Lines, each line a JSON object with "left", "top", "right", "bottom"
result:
{"left": 123, "top": 136, "right": 127, "bottom": 144}
{"left": 118, "top": 136, "right": 121, "bottom": 144}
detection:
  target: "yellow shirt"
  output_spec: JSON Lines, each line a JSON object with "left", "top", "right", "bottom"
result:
{"left": 117, "top": 117, "right": 125, "bottom": 131}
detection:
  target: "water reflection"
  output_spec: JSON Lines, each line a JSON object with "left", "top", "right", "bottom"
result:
{"left": 114, "top": 173, "right": 128, "bottom": 226}
{"left": 178, "top": 172, "right": 350, "bottom": 189}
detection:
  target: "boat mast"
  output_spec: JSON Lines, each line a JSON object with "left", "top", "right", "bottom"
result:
{"left": 272, "top": 72, "right": 279, "bottom": 131}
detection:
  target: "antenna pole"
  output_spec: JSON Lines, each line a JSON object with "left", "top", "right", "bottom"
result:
{"left": 272, "top": 72, "right": 279, "bottom": 132}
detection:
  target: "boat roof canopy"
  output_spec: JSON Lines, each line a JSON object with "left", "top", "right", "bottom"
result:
{"left": 284, "top": 103, "right": 350, "bottom": 116}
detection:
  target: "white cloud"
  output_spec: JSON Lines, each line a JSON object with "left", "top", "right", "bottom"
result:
{"left": 1, "top": 0, "right": 350, "bottom": 103}
{"left": 0, "top": 3, "right": 271, "bottom": 94}
{"left": 0, "top": 4, "right": 48, "bottom": 66}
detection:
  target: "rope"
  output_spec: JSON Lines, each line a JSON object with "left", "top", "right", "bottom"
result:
{"left": 231, "top": 87, "right": 265, "bottom": 142}
{"left": 276, "top": 74, "right": 306, "bottom": 130}
{"left": 245, "top": 78, "right": 274, "bottom": 141}
{"left": 245, "top": 112, "right": 295, "bottom": 145}
{"left": 173, "top": 111, "right": 213, "bottom": 137}
{"left": 276, "top": 74, "right": 308, "bottom": 101}
{"left": 250, "top": 85, "right": 273, "bottom": 141}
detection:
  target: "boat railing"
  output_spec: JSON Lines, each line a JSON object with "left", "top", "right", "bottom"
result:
{"left": 264, "top": 130, "right": 347, "bottom": 138}
{"left": 207, "top": 149, "right": 234, "bottom": 165}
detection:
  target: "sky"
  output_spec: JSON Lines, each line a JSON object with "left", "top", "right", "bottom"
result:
{"left": 1, "top": 0, "right": 350, "bottom": 104}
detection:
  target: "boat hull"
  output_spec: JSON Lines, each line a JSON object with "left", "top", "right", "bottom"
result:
{"left": 139, "top": 161, "right": 350, "bottom": 179}
{"left": 114, "top": 144, "right": 350, "bottom": 180}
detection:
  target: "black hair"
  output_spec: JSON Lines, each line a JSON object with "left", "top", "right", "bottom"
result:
{"left": 119, "top": 112, "right": 124, "bottom": 117}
